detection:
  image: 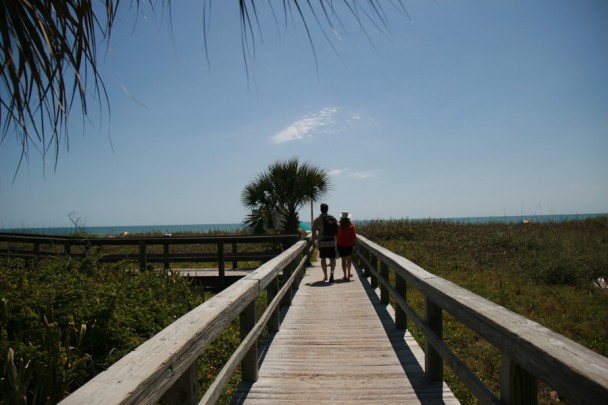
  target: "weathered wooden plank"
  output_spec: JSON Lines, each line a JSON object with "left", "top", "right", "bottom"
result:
{"left": 174, "top": 268, "right": 256, "bottom": 278}
{"left": 232, "top": 261, "right": 459, "bottom": 404}
{"left": 244, "top": 243, "right": 306, "bottom": 290}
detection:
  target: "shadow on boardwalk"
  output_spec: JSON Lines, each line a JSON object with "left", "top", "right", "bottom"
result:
{"left": 360, "top": 270, "right": 454, "bottom": 404}
{"left": 232, "top": 261, "right": 458, "bottom": 404}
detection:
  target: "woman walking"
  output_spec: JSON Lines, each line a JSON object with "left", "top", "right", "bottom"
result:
{"left": 336, "top": 211, "right": 357, "bottom": 280}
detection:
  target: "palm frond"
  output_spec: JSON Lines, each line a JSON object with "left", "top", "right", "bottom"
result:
{"left": 2, "top": 0, "right": 404, "bottom": 172}
{"left": 1, "top": 0, "right": 116, "bottom": 171}
{"left": 241, "top": 158, "right": 331, "bottom": 234}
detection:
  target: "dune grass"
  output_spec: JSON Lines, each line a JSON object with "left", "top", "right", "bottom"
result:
{"left": 357, "top": 217, "right": 608, "bottom": 404}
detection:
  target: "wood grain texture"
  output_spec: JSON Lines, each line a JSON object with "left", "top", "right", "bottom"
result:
{"left": 231, "top": 262, "right": 459, "bottom": 404}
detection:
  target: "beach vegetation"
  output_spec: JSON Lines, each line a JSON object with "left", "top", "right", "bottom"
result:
{"left": 358, "top": 217, "right": 608, "bottom": 404}
{"left": 0, "top": 255, "right": 204, "bottom": 403}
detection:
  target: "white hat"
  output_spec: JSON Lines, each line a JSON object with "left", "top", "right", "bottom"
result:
{"left": 340, "top": 211, "right": 352, "bottom": 219}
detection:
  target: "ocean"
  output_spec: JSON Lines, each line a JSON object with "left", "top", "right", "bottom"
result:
{"left": 1, "top": 213, "right": 606, "bottom": 237}
{"left": 0, "top": 223, "right": 245, "bottom": 237}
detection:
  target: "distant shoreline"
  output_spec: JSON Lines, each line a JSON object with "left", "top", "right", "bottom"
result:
{"left": 1, "top": 213, "right": 606, "bottom": 237}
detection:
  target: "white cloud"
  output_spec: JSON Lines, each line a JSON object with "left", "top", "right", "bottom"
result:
{"left": 328, "top": 168, "right": 377, "bottom": 179}
{"left": 271, "top": 108, "right": 337, "bottom": 144}
{"left": 328, "top": 169, "right": 345, "bottom": 176}
{"left": 351, "top": 170, "right": 376, "bottom": 179}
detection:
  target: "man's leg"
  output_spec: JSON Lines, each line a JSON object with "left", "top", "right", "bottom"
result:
{"left": 320, "top": 257, "right": 328, "bottom": 281}
{"left": 329, "top": 257, "right": 336, "bottom": 282}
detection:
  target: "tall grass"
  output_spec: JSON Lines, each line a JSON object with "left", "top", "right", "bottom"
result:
{"left": 358, "top": 217, "right": 608, "bottom": 404}
{"left": 0, "top": 255, "right": 205, "bottom": 403}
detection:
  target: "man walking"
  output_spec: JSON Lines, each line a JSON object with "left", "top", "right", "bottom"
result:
{"left": 311, "top": 203, "right": 338, "bottom": 282}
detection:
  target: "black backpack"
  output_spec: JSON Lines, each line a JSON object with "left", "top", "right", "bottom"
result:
{"left": 323, "top": 214, "right": 338, "bottom": 237}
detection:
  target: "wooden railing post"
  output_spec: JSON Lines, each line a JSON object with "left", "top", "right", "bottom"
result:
{"left": 363, "top": 246, "right": 371, "bottom": 278}
{"left": 232, "top": 242, "right": 238, "bottom": 269}
{"left": 161, "top": 361, "right": 199, "bottom": 405}
{"left": 395, "top": 273, "right": 407, "bottom": 330}
{"left": 500, "top": 353, "right": 537, "bottom": 405}
{"left": 290, "top": 260, "right": 300, "bottom": 291}
{"left": 370, "top": 254, "right": 378, "bottom": 289}
{"left": 240, "top": 301, "right": 258, "bottom": 382}
{"left": 306, "top": 237, "right": 313, "bottom": 266}
{"left": 425, "top": 298, "right": 443, "bottom": 381}
{"left": 353, "top": 243, "right": 366, "bottom": 277}
{"left": 33, "top": 242, "right": 40, "bottom": 267}
{"left": 218, "top": 241, "right": 225, "bottom": 290}
{"left": 380, "top": 261, "right": 389, "bottom": 305}
{"left": 139, "top": 240, "right": 146, "bottom": 271}
{"left": 163, "top": 242, "right": 170, "bottom": 270}
{"left": 282, "top": 262, "right": 293, "bottom": 307}
{"left": 268, "top": 276, "right": 280, "bottom": 333}
{"left": 301, "top": 247, "right": 310, "bottom": 284}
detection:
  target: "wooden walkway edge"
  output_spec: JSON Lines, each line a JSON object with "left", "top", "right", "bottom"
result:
{"left": 232, "top": 261, "right": 460, "bottom": 404}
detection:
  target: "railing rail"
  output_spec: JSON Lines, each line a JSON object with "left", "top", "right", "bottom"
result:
{"left": 0, "top": 233, "right": 300, "bottom": 288}
{"left": 59, "top": 237, "right": 313, "bottom": 405}
{"left": 354, "top": 235, "right": 608, "bottom": 405}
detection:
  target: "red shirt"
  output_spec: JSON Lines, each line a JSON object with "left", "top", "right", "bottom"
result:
{"left": 337, "top": 224, "right": 356, "bottom": 247}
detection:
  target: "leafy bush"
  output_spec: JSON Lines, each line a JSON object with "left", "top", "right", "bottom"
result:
{"left": 0, "top": 256, "right": 200, "bottom": 403}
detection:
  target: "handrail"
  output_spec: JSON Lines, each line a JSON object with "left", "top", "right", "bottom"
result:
{"left": 354, "top": 235, "right": 608, "bottom": 405}
{"left": 0, "top": 233, "right": 299, "bottom": 245}
{"left": 0, "top": 233, "right": 300, "bottom": 288}
{"left": 59, "top": 237, "right": 313, "bottom": 405}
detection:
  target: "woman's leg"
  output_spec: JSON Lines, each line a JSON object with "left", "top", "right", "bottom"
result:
{"left": 341, "top": 257, "right": 347, "bottom": 278}
{"left": 346, "top": 256, "right": 352, "bottom": 277}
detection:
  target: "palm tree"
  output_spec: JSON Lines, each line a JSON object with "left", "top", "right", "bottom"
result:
{"left": 1, "top": 1, "right": 405, "bottom": 171}
{"left": 241, "top": 158, "right": 330, "bottom": 234}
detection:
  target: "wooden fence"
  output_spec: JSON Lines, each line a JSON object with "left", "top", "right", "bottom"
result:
{"left": 354, "top": 235, "right": 608, "bottom": 405}
{"left": 0, "top": 233, "right": 300, "bottom": 288}
{"left": 58, "top": 237, "right": 313, "bottom": 405}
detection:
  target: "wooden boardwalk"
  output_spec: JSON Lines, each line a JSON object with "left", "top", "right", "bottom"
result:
{"left": 232, "top": 261, "right": 459, "bottom": 404}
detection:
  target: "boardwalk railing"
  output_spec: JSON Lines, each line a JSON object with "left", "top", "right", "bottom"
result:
{"left": 354, "top": 235, "right": 608, "bottom": 405}
{"left": 59, "top": 237, "right": 313, "bottom": 405}
{"left": 15, "top": 232, "right": 607, "bottom": 404}
{"left": 0, "top": 233, "right": 300, "bottom": 288}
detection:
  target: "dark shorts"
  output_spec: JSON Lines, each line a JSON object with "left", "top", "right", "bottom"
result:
{"left": 318, "top": 238, "right": 336, "bottom": 259}
{"left": 337, "top": 245, "right": 353, "bottom": 257}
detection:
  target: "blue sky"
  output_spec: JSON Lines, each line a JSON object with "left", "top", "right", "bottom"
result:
{"left": 1, "top": 0, "right": 607, "bottom": 228}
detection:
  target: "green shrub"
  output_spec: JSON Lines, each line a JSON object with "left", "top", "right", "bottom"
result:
{"left": 0, "top": 256, "right": 200, "bottom": 403}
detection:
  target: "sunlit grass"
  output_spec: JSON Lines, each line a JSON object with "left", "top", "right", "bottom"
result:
{"left": 359, "top": 217, "right": 608, "bottom": 404}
